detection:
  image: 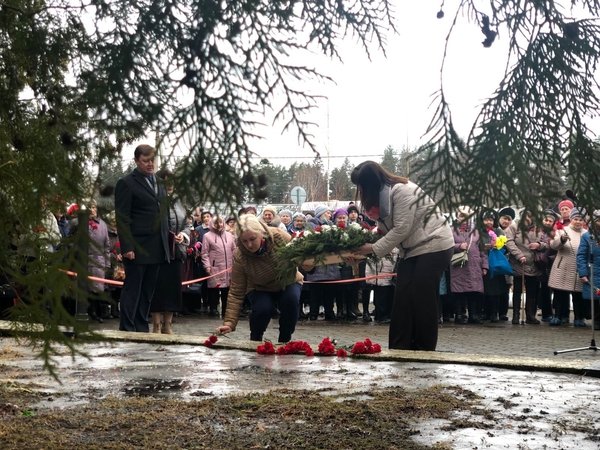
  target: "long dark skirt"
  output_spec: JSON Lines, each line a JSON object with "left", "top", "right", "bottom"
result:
{"left": 150, "top": 260, "right": 183, "bottom": 312}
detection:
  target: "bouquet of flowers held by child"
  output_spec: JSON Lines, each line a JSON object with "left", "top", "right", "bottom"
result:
{"left": 274, "top": 222, "right": 380, "bottom": 281}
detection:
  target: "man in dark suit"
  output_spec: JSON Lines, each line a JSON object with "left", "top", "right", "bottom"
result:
{"left": 115, "top": 144, "right": 169, "bottom": 332}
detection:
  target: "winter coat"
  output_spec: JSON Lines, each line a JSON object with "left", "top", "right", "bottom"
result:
{"left": 576, "top": 231, "right": 600, "bottom": 300}
{"left": 548, "top": 226, "right": 583, "bottom": 293}
{"left": 223, "top": 225, "right": 303, "bottom": 331}
{"left": 200, "top": 221, "right": 236, "bottom": 289}
{"left": 504, "top": 222, "right": 542, "bottom": 277}
{"left": 481, "top": 227, "right": 507, "bottom": 296}
{"left": 450, "top": 229, "right": 488, "bottom": 294}
{"left": 371, "top": 182, "right": 454, "bottom": 260}
{"left": 366, "top": 249, "right": 398, "bottom": 287}
{"left": 168, "top": 197, "right": 190, "bottom": 261}
{"left": 88, "top": 217, "right": 111, "bottom": 293}
{"left": 305, "top": 263, "right": 340, "bottom": 282}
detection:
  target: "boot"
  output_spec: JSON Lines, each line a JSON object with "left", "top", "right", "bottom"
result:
{"left": 512, "top": 306, "right": 521, "bottom": 325}
{"left": 467, "top": 298, "right": 482, "bottom": 324}
{"left": 152, "top": 313, "right": 162, "bottom": 333}
{"left": 525, "top": 299, "right": 540, "bottom": 324}
{"left": 162, "top": 312, "right": 173, "bottom": 334}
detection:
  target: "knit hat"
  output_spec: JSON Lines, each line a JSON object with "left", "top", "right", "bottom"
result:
{"left": 457, "top": 206, "right": 474, "bottom": 218}
{"left": 497, "top": 207, "right": 516, "bottom": 220}
{"left": 244, "top": 205, "right": 257, "bottom": 215}
{"left": 261, "top": 205, "right": 277, "bottom": 216}
{"left": 347, "top": 204, "right": 359, "bottom": 215}
{"left": 570, "top": 207, "right": 585, "bottom": 219}
{"left": 278, "top": 209, "right": 293, "bottom": 218}
{"left": 333, "top": 208, "right": 348, "bottom": 220}
{"left": 292, "top": 212, "right": 306, "bottom": 220}
{"left": 558, "top": 199, "right": 574, "bottom": 210}
{"left": 542, "top": 209, "right": 559, "bottom": 220}
{"left": 314, "top": 204, "right": 330, "bottom": 219}
{"left": 479, "top": 208, "right": 497, "bottom": 222}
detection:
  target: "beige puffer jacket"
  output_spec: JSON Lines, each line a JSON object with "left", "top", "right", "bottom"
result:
{"left": 548, "top": 226, "right": 583, "bottom": 292}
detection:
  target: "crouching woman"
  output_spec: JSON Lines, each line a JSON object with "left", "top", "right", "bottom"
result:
{"left": 216, "top": 214, "right": 303, "bottom": 342}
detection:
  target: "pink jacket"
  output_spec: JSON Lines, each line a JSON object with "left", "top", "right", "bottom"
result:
{"left": 200, "top": 221, "right": 236, "bottom": 288}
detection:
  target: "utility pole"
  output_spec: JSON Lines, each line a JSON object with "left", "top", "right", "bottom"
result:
{"left": 326, "top": 97, "right": 330, "bottom": 202}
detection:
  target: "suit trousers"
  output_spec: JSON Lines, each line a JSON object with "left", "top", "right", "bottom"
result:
{"left": 119, "top": 261, "right": 160, "bottom": 332}
{"left": 389, "top": 247, "right": 453, "bottom": 351}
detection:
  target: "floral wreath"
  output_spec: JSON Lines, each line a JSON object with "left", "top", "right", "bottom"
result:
{"left": 274, "top": 222, "right": 381, "bottom": 280}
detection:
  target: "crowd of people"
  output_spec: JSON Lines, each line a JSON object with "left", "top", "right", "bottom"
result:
{"left": 442, "top": 201, "right": 600, "bottom": 333}
{"left": 17, "top": 151, "right": 600, "bottom": 352}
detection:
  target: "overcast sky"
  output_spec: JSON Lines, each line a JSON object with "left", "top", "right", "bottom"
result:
{"left": 247, "top": 1, "right": 512, "bottom": 170}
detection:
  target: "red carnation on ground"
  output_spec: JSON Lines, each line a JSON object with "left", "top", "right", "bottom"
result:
{"left": 257, "top": 341, "right": 276, "bottom": 355}
{"left": 336, "top": 348, "right": 348, "bottom": 357}
{"left": 351, "top": 341, "right": 367, "bottom": 354}
{"left": 203, "top": 334, "right": 218, "bottom": 347}
{"left": 350, "top": 338, "right": 382, "bottom": 355}
{"left": 318, "top": 337, "right": 336, "bottom": 355}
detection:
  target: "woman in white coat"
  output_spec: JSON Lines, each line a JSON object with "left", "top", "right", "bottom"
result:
{"left": 548, "top": 208, "right": 586, "bottom": 326}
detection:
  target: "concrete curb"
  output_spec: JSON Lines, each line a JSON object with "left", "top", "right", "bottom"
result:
{"left": 2, "top": 320, "right": 596, "bottom": 377}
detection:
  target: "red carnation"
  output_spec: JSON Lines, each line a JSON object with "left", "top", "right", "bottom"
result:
{"left": 336, "top": 348, "right": 348, "bottom": 357}
{"left": 338, "top": 222, "right": 346, "bottom": 229}
{"left": 318, "top": 337, "right": 336, "bottom": 355}
{"left": 257, "top": 341, "right": 276, "bottom": 355}
{"left": 351, "top": 341, "right": 367, "bottom": 354}
{"left": 276, "top": 346, "right": 288, "bottom": 355}
{"left": 314, "top": 225, "right": 322, "bottom": 232}
{"left": 203, "top": 339, "right": 213, "bottom": 347}
{"left": 208, "top": 335, "right": 218, "bottom": 344}
{"left": 371, "top": 343, "right": 382, "bottom": 353}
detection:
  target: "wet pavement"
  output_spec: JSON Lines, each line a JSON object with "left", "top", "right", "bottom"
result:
{"left": 2, "top": 312, "right": 600, "bottom": 449}
{"left": 88, "top": 310, "right": 600, "bottom": 374}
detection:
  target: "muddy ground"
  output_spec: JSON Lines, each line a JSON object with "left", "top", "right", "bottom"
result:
{"left": 1, "top": 338, "right": 600, "bottom": 449}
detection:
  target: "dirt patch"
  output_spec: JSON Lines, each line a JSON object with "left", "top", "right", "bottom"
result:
{"left": 0, "top": 385, "right": 477, "bottom": 449}
{"left": 2, "top": 338, "right": 600, "bottom": 448}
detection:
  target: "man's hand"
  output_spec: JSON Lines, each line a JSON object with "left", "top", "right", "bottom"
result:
{"left": 123, "top": 251, "right": 135, "bottom": 260}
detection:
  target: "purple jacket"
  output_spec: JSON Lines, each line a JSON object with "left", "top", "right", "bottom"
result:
{"left": 450, "top": 228, "right": 488, "bottom": 294}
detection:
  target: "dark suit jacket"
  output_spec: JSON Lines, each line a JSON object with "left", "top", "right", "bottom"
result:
{"left": 115, "top": 169, "right": 169, "bottom": 265}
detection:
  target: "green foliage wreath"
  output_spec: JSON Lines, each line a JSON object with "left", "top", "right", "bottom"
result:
{"left": 274, "top": 222, "right": 381, "bottom": 282}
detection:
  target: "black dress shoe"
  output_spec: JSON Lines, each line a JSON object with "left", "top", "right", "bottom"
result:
{"left": 89, "top": 313, "right": 103, "bottom": 323}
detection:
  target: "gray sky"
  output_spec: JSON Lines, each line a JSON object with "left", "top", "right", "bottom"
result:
{"left": 247, "top": 1, "right": 511, "bottom": 170}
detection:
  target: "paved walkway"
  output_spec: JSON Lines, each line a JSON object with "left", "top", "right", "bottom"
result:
{"left": 3, "top": 310, "right": 599, "bottom": 375}
{"left": 78, "top": 309, "right": 600, "bottom": 376}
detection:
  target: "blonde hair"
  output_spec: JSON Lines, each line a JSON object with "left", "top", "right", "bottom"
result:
{"left": 236, "top": 214, "right": 266, "bottom": 236}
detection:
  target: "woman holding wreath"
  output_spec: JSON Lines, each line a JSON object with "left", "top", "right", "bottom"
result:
{"left": 350, "top": 161, "right": 454, "bottom": 351}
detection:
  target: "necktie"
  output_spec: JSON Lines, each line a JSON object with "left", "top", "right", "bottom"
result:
{"left": 147, "top": 175, "right": 157, "bottom": 194}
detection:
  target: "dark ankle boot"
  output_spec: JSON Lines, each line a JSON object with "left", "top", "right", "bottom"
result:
{"left": 512, "top": 308, "right": 521, "bottom": 325}
{"left": 526, "top": 298, "right": 540, "bottom": 324}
